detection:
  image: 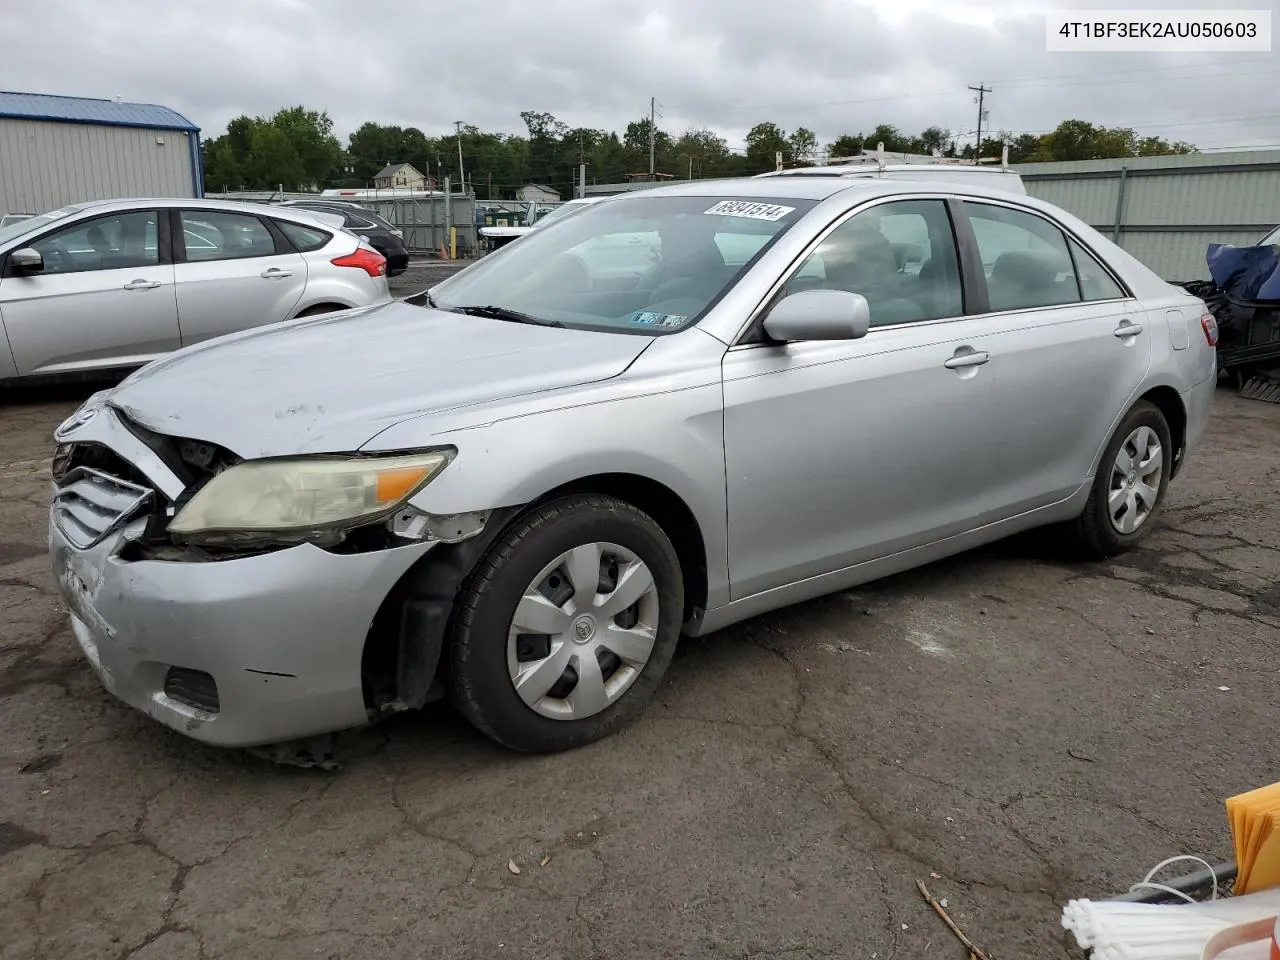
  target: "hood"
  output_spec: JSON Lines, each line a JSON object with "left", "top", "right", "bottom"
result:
{"left": 107, "top": 301, "right": 655, "bottom": 458}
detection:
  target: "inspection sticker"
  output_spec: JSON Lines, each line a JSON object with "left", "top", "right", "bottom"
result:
{"left": 703, "top": 200, "right": 796, "bottom": 221}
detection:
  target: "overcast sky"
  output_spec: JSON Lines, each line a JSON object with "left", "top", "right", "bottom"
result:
{"left": 1, "top": 0, "right": 1276, "bottom": 153}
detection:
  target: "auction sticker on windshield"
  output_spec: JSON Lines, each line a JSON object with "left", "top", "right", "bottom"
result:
{"left": 704, "top": 201, "right": 796, "bottom": 221}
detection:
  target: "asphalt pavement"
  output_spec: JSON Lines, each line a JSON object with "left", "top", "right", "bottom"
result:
{"left": 2, "top": 353, "right": 1278, "bottom": 959}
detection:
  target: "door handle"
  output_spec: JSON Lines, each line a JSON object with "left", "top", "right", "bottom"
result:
{"left": 944, "top": 350, "right": 990, "bottom": 369}
{"left": 1113, "top": 321, "right": 1143, "bottom": 338}
{"left": 123, "top": 279, "right": 161, "bottom": 291}
{"left": 260, "top": 268, "right": 293, "bottom": 279}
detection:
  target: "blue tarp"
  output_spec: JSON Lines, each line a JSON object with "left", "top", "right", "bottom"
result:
{"left": 1207, "top": 241, "right": 1280, "bottom": 302}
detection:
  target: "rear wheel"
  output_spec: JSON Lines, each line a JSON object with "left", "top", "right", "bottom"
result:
{"left": 448, "top": 494, "right": 683, "bottom": 753}
{"left": 1070, "top": 400, "right": 1172, "bottom": 557}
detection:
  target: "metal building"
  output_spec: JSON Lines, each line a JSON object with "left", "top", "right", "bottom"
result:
{"left": 0, "top": 91, "right": 201, "bottom": 218}
{"left": 1016, "top": 149, "right": 1280, "bottom": 281}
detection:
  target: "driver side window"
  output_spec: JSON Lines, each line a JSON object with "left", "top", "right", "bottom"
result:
{"left": 30, "top": 211, "right": 160, "bottom": 276}
{"left": 786, "top": 200, "right": 964, "bottom": 327}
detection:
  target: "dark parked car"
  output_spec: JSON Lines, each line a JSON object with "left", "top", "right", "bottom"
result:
{"left": 274, "top": 200, "right": 409, "bottom": 276}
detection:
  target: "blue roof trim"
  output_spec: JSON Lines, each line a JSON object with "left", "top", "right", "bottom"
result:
{"left": 0, "top": 91, "right": 199, "bottom": 133}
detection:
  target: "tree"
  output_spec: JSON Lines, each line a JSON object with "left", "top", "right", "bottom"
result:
{"left": 346, "top": 122, "right": 436, "bottom": 184}
{"left": 521, "top": 110, "right": 569, "bottom": 190}
{"left": 269, "top": 107, "right": 343, "bottom": 188}
{"left": 202, "top": 106, "right": 1203, "bottom": 196}
{"left": 1007, "top": 133, "right": 1048, "bottom": 163}
{"left": 919, "top": 126, "right": 950, "bottom": 156}
{"left": 788, "top": 127, "right": 817, "bottom": 165}
{"left": 672, "top": 127, "right": 731, "bottom": 178}
{"left": 589, "top": 133, "right": 629, "bottom": 186}
{"left": 745, "top": 122, "right": 790, "bottom": 172}
{"left": 827, "top": 134, "right": 863, "bottom": 160}
{"left": 202, "top": 139, "right": 242, "bottom": 192}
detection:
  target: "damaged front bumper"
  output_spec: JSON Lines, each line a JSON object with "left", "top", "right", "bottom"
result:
{"left": 50, "top": 508, "right": 434, "bottom": 747}
{"left": 47, "top": 405, "right": 440, "bottom": 748}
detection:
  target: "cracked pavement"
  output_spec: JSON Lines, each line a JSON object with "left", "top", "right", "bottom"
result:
{"left": 1, "top": 381, "right": 1278, "bottom": 960}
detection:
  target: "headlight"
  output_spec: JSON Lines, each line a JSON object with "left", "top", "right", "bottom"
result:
{"left": 168, "top": 449, "right": 454, "bottom": 545}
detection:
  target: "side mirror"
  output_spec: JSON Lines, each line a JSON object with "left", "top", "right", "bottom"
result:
{"left": 9, "top": 247, "right": 43, "bottom": 274}
{"left": 763, "top": 289, "right": 871, "bottom": 342}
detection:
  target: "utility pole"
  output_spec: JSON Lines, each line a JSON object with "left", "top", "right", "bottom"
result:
{"left": 968, "top": 83, "right": 991, "bottom": 161}
{"left": 648, "top": 97, "right": 661, "bottom": 177}
{"left": 454, "top": 120, "right": 466, "bottom": 193}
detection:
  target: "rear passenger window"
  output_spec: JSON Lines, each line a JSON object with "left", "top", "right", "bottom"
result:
{"left": 180, "top": 211, "right": 279, "bottom": 261}
{"left": 1068, "top": 236, "right": 1126, "bottom": 301}
{"left": 787, "top": 199, "right": 964, "bottom": 327}
{"left": 277, "top": 220, "right": 330, "bottom": 252}
{"left": 965, "top": 203, "right": 1082, "bottom": 311}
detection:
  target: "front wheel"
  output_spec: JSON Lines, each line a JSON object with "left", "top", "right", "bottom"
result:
{"left": 447, "top": 494, "right": 684, "bottom": 753}
{"left": 1069, "top": 400, "right": 1173, "bottom": 557}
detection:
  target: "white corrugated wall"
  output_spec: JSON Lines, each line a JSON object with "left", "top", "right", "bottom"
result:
{"left": 0, "top": 118, "right": 197, "bottom": 216}
{"left": 1017, "top": 151, "right": 1280, "bottom": 281}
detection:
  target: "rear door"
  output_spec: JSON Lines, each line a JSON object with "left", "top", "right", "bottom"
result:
{"left": 171, "top": 208, "right": 308, "bottom": 346}
{"left": 955, "top": 198, "right": 1152, "bottom": 513}
{"left": 0, "top": 208, "right": 179, "bottom": 376}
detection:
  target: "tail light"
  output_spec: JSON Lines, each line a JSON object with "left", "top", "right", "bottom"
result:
{"left": 1200, "top": 312, "right": 1219, "bottom": 347}
{"left": 331, "top": 247, "right": 386, "bottom": 278}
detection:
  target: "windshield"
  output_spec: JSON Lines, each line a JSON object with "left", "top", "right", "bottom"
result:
{"left": 431, "top": 194, "right": 815, "bottom": 334}
{"left": 0, "top": 205, "right": 80, "bottom": 246}
{"left": 1261, "top": 224, "right": 1280, "bottom": 247}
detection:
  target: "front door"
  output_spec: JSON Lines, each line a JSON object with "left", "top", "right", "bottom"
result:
{"left": 722, "top": 197, "right": 1007, "bottom": 600}
{"left": 0, "top": 209, "right": 179, "bottom": 376}
{"left": 171, "top": 209, "right": 308, "bottom": 346}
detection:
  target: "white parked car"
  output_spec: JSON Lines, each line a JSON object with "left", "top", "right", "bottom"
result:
{"left": 480, "top": 197, "right": 605, "bottom": 252}
{"left": 0, "top": 198, "right": 392, "bottom": 383}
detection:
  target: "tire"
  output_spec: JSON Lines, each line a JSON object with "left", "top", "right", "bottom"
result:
{"left": 448, "top": 494, "right": 684, "bottom": 753}
{"left": 1070, "top": 400, "right": 1173, "bottom": 558}
{"left": 294, "top": 303, "right": 346, "bottom": 318}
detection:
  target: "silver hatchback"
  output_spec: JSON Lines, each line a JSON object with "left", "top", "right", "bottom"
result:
{"left": 47, "top": 177, "right": 1217, "bottom": 756}
{"left": 0, "top": 198, "right": 392, "bottom": 382}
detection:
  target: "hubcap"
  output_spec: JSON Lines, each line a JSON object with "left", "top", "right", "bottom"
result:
{"left": 1108, "top": 425, "right": 1163, "bottom": 534}
{"left": 506, "top": 542, "right": 660, "bottom": 720}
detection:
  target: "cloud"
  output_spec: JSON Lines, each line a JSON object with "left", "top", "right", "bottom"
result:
{"left": 1, "top": 0, "right": 1275, "bottom": 151}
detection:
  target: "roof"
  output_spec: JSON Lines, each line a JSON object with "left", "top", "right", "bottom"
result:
{"left": 374, "top": 162, "right": 424, "bottom": 180}
{"left": 760, "top": 163, "right": 1018, "bottom": 178}
{"left": 0, "top": 90, "right": 198, "bottom": 132}
{"left": 39, "top": 197, "right": 360, "bottom": 227}
{"left": 607, "top": 175, "right": 1046, "bottom": 205}
{"left": 520, "top": 184, "right": 560, "bottom": 193}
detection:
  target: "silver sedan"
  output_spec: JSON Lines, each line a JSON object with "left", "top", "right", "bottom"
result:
{"left": 0, "top": 197, "right": 392, "bottom": 383}
{"left": 47, "top": 176, "right": 1217, "bottom": 756}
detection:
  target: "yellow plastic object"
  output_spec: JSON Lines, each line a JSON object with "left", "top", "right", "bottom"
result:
{"left": 1226, "top": 783, "right": 1280, "bottom": 894}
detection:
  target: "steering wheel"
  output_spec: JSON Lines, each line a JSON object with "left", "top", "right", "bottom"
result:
{"left": 34, "top": 242, "right": 72, "bottom": 273}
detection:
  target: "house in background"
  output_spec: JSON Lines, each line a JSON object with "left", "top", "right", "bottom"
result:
{"left": 517, "top": 183, "right": 560, "bottom": 203}
{"left": 373, "top": 162, "right": 431, "bottom": 190}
